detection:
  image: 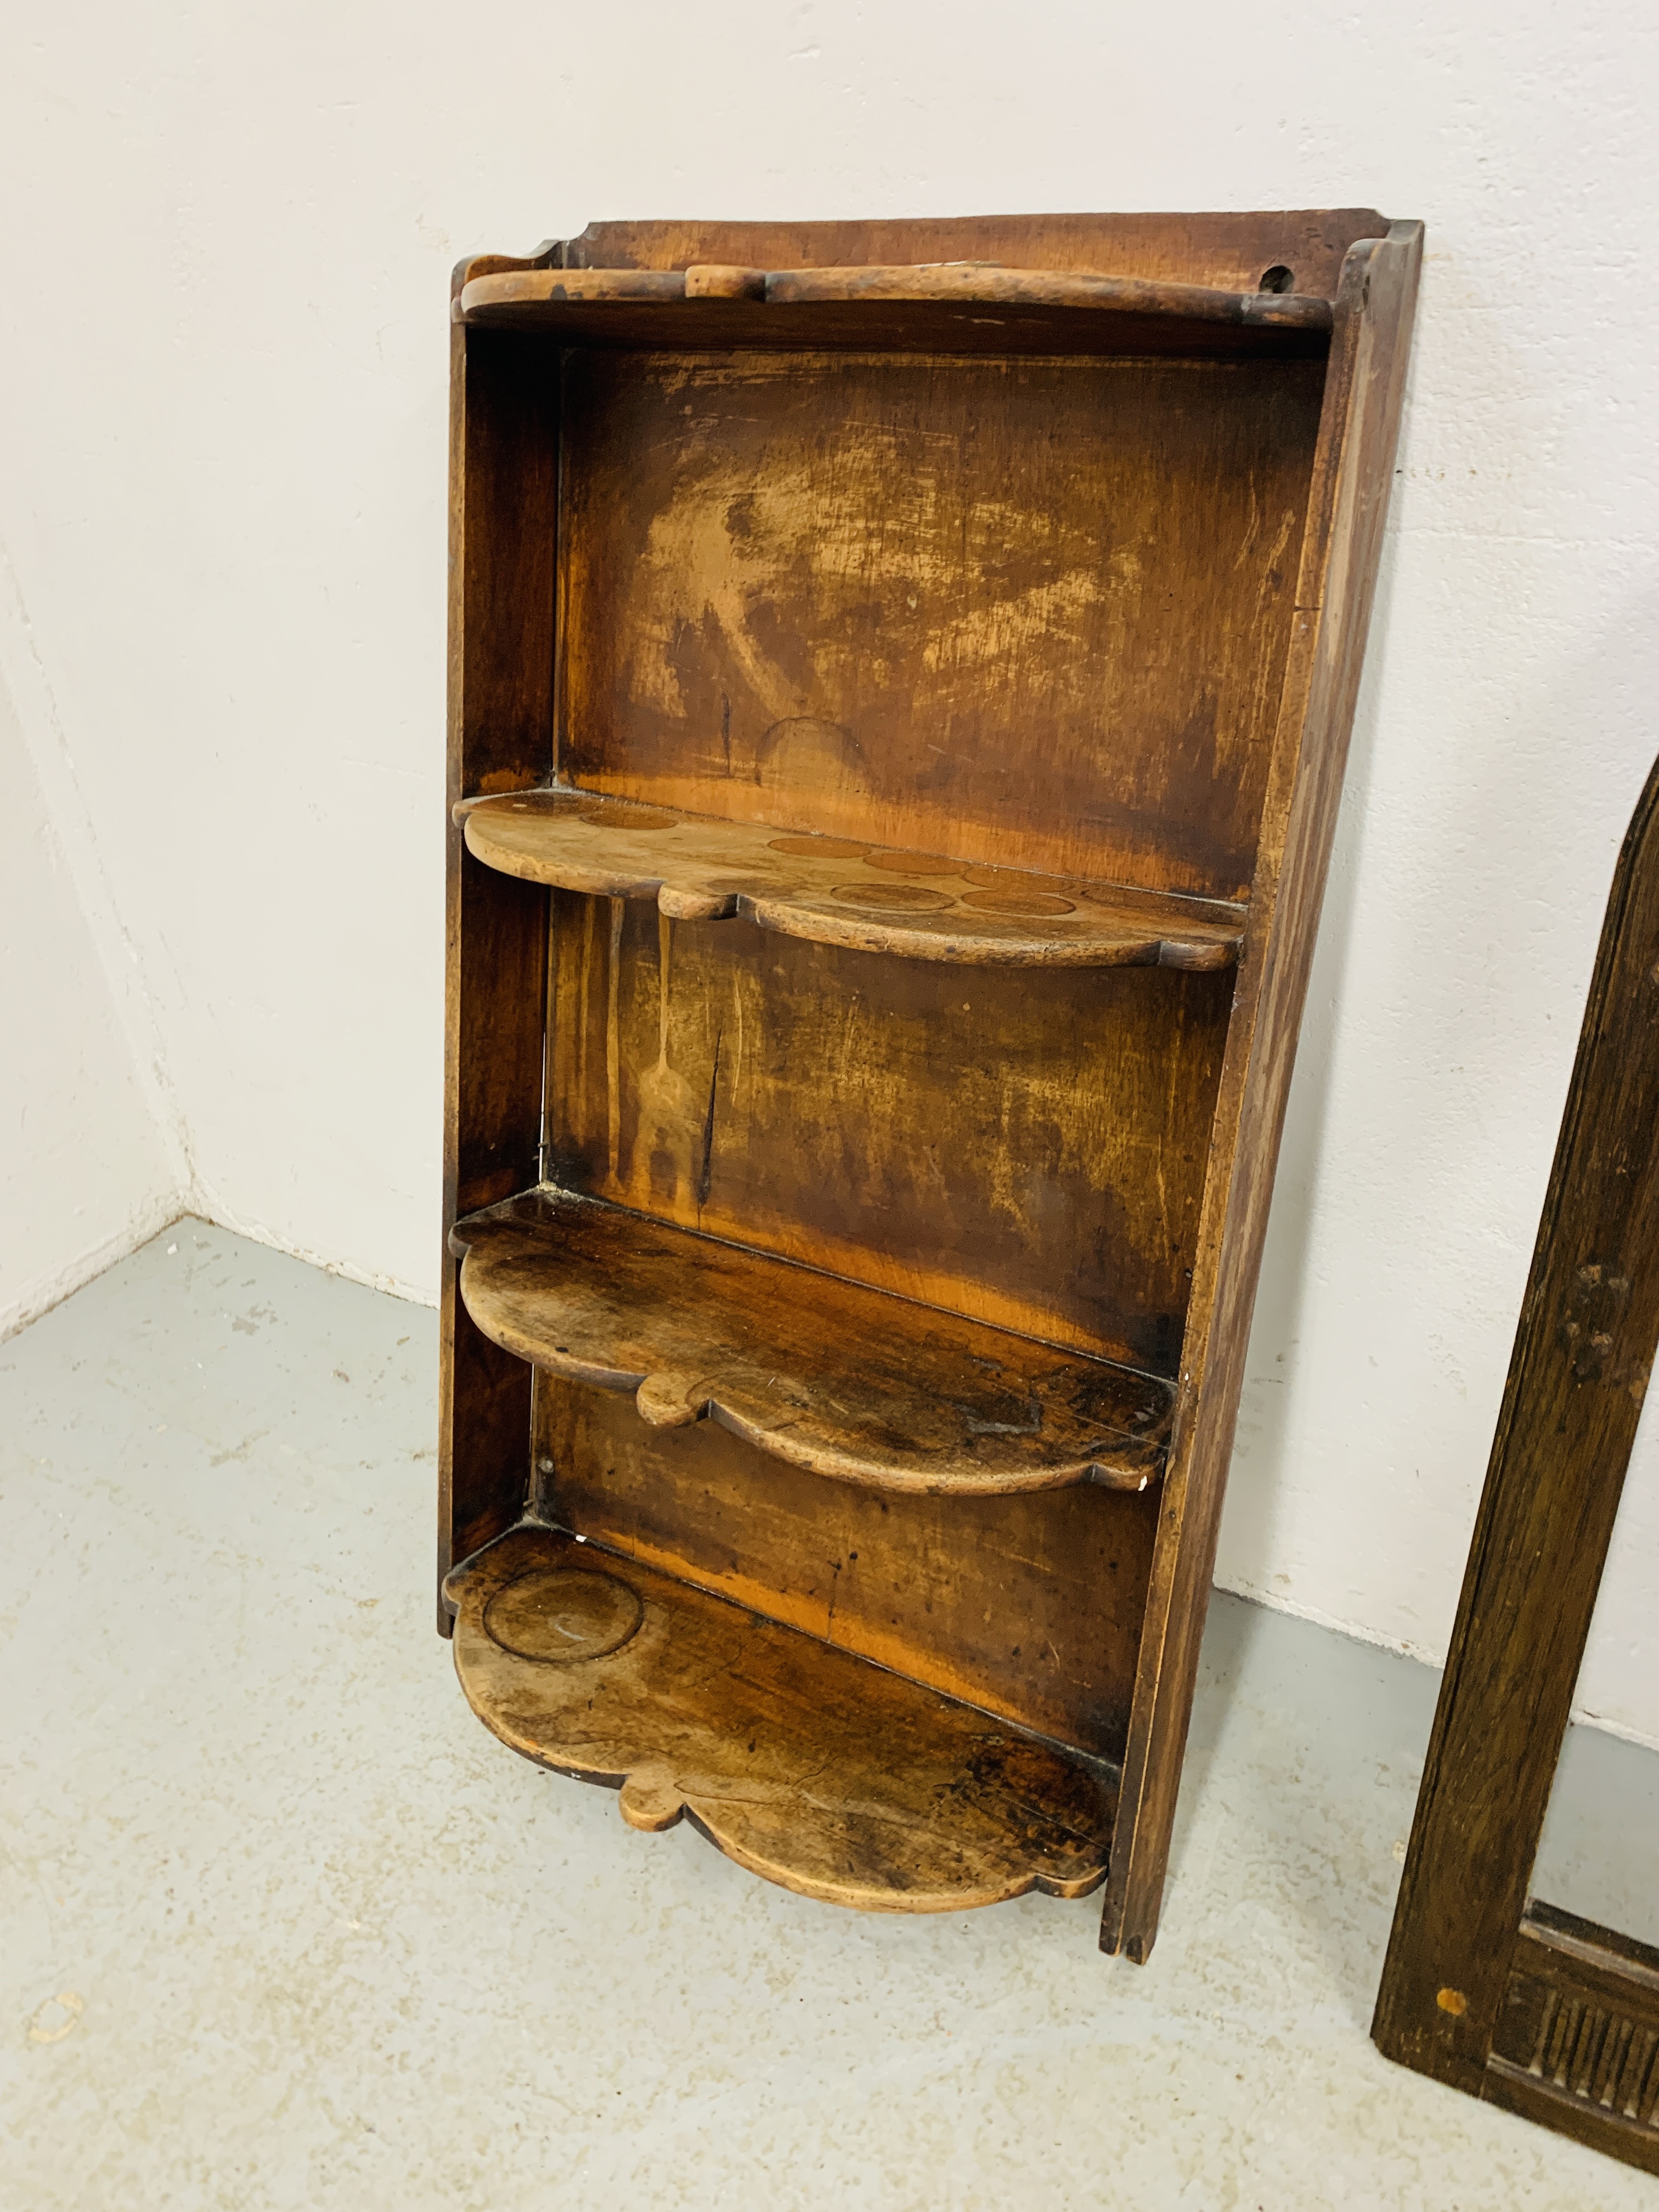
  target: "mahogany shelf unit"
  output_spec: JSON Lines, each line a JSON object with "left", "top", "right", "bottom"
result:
{"left": 439, "top": 208, "right": 1421, "bottom": 1958}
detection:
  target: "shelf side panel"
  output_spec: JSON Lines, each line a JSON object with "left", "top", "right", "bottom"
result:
{"left": 1100, "top": 224, "right": 1425, "bottom": 1960}
{"left": 439, "top": 317, "right": 559, "bottom": 1626}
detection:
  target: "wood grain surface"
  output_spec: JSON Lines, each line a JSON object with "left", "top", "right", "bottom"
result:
{"left": 438, "top": 306, "right": 558, "bottom": 1628}
{"left": 457, "top": 259, "right": 1333, "bottom": 349}
{"left": 459, "top": 786, "right": 1244, "bottom": 969}
{"left": 444, "top": 1523, "right": 1118, "bottom": 1912}
{"left": 534, "top": 1378, "right": 1159, "bottom": 1759}
{"left": 557, "top": 209, "right": 1388, "bottom": 297}
{"left": 452, "top": 1187, "right": 1173, "bottom": 1493}
{"left": 556, "top": 349, "right": 1322, "bottom": 902}
{"left": 764, "top": 262, "right": 1331, "bottom": 327}
{"left": 545, "top": 894, "right": 1227, "bottom": 1369}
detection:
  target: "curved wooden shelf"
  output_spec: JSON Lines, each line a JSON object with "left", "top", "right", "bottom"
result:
{"left": 458, "top": 787, "right": 1243, "bottom": 972}
{"left": 450, "top": 1188, "right": 1173, "bottom": 1495}
{"left": 444, "top": 1523, "right": 1116, "bottom": 1912}
{"left": 455, "top": 262, "right": 1334, "bottom": 359}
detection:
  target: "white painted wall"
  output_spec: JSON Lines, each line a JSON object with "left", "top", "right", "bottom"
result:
{"left": 0, "top": 634, "right": 180, "bottom": 1338}
{"left": 2, "top": 1, "right": 1656, "bottom": 1737}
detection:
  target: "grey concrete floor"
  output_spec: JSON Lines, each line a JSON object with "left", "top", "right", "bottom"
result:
{"left": 2, "top": 1222, "right": 1655, "bottom": 2211}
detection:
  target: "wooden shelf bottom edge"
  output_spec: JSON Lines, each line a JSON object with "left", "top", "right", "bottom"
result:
{"left": 444, "top": 1523, "right": 1117, "bottom": 1914}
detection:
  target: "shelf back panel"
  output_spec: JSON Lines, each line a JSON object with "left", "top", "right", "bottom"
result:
{"left": 546, "top": 894, "right": 1228, "bottom": 1372}
{"left": 557, "top": 347, "right": 1324, "bottom": 904}
{"left": 534, "top": 1378, "right": 1159, "bottom": 1763}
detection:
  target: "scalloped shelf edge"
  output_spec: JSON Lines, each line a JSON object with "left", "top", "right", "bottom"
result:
{"left": 457, "top": 787, "right": 1244, "bottom": 972}
{"left": 444, "top": 1523, "right": 1118, "bottom": 1912}
{"left": 450, "top": 1188, "right": 1173, "bottom": 1497}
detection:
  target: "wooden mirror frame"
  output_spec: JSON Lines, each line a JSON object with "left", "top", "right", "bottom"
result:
{"left": 1373, "top": 759, "right": 1659, "bottom": 2175}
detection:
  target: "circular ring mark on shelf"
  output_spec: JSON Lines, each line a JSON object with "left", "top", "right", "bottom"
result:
{"left": 768, "top": 834, "right": 869, "bottom": 859}
{"left": 483, "top": 1567, "right": 644, "bottom": 1663}
{"left": 861, "top": 852, "right": 962, "bottom": 877}
{"left": 575, "top": 805, "right": 681, "bottom": 831}
{"left": 830, "top": 883, "right": 956, "bottom": 911}
{"left": 961, "top": 889, "right": 1076, "bottom": 917}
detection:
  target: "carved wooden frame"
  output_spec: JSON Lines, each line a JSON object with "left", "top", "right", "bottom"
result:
{"left": 1373, "top": 760, "right": 1659, "bottom": 2175}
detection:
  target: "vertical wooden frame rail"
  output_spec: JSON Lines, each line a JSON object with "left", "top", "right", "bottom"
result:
{"left": 1373, "top": 760, "right": 1659, "bottom": 2177}
{"left": 1102, "top": 221, "right": 1421, "bottom": 1955}
{"left": 438, "top": 283, "right": 558, "bottom": 1624}
{"left": 436, "top": 210, "right": 1421, "bottom": 1960}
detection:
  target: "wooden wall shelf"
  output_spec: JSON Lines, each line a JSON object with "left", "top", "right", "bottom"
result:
{"left": 438, "top": 206, "right": 1421, "bottom": 1956}
{"left": 445, "top": 1523, "right": 1116, "bottom": 1912}
{"left": 458, "top": 787, "right": 1243, "bottom": 970}
{"left": 451, "top": 1187, "right": 1172, "bottom": 1494}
